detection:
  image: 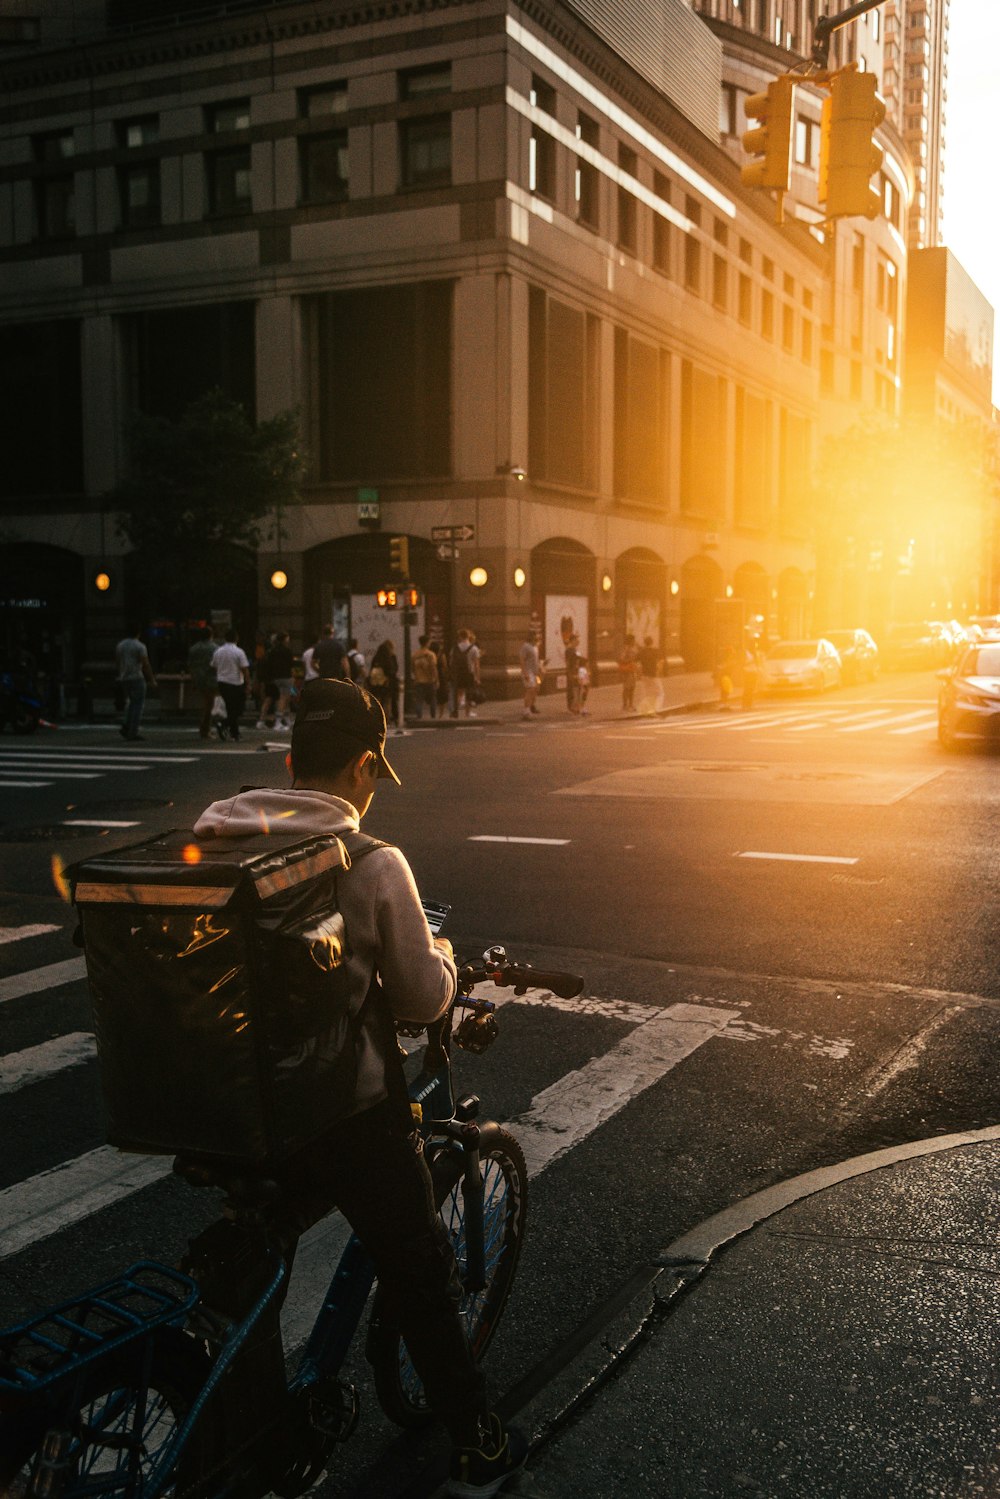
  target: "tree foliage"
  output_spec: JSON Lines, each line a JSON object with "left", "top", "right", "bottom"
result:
{"left": 112, "top": 389, "right": 304, "bottom": 624}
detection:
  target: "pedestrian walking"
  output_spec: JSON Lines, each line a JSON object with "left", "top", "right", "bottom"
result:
{"left": 259, "top": 630, "right": 294, "bottom": 730}
{"left": 186, "top": 627, "right": 217, "bottom": 740}
{"left": 411, "top": 634, "right": 439, "bottom": 719}
{"left": 742, "top": 630, "right": 763, "bottom": 711}
{"left": 210, "top": 628, "right": 250, "bottom": 742}
{"left": 618, "top": 633, "right": 639, "bottom": 712}
{"left": 368, "top": 639, "right": 398, "bottom": 724}
{"left": 346, "top": 638, "right": 367, "bottom": 686}
{"left": 519, "top": 631, "right": 542, "bottom": 720}
{"left": 115, "top": 626, "right": 157, "bottom": 741}
{"left": 564, "top": 632, "right": 581, "bottom": 714}
{"left": 576, "top": 656, "right": 591, "bottom": 714}
{"left": 434, "top": 641, "right": 451, "bottom": 716}
{"left": 313, "top": 623, "right": 349, "bottom": 680}
{"left": 637, "top": 637, "right": 664, "bottom": 715}
{"left": 450, "top": 630, "right": 477, "bottom": 718}
{"left": 301, "top": 633, "right": 320, "bottom": 683}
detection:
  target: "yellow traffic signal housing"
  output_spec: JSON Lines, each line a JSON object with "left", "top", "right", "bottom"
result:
{"left": 741, "top": 77, "right": 795, "bottom": 192}
{"left": 389, "top": 535, "right": 409, "bottom": 576}
{"left": 818, "top": 66, "right": 886, "bottom": 219}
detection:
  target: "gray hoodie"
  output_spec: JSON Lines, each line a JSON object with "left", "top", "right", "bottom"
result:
{"left": 193, "top": 786, "right": 457, "bottom": 1116}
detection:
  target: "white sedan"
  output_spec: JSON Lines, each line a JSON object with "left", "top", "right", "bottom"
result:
{"left": 762, "top": 639, "right": 842, "bottom": 693}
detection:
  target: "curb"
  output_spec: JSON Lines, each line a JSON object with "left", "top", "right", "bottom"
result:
{"left": 507, "top": 1124, "right": 1000, "bottom": 1464}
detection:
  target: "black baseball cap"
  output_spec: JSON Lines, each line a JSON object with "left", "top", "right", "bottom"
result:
{"left": 292, "top": 677, "right": 400, "bottom": 784}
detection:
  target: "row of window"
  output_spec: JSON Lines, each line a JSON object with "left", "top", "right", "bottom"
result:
{"left": 25, "top": 62, "right": 455, "bottom": 240}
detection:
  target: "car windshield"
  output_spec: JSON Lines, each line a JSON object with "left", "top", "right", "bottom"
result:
{"left": 825, "top": 633, "right": 854, "bottom": 650}
{"left": 767, "top": 642, "right": 819, "bottom": 660}
{"left": 959, "top": 646, "right": 1000, "bottom": 677}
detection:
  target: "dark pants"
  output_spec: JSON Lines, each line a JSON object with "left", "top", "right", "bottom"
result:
{"left": 219, "top": 681, "right": 245, "bottom": 740}
{"left": 121, "top": 678, "right": 146, "bottom": 739}
{"left": 198, "top": 685, "right": 215, "bottom": 739}
{"left": 280, "top": 1100, "right": 486, "bottom": 1444}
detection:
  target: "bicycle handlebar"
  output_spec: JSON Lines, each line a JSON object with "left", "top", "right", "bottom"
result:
{"left": 457, "top": 946, "right": 584, "bottom": 1000}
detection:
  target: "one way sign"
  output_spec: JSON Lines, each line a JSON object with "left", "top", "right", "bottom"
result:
{"left": 431, "top": 523, "right": 476, "bottom": 544}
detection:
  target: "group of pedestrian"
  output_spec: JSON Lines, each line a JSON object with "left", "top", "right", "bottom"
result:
{"left": 618, "top": 633, "right": 665, "bottom": 714}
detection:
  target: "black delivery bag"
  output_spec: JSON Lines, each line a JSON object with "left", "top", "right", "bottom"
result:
{"left": 70, "top": 829, "right": 366, "bottom": 1168}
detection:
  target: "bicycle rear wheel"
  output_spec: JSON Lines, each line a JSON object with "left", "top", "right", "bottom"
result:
{"left": 0, "top": 1329, "right": 211, "bottom": 1498}
{"left": 370, "top": 1127, "right": 528, "bottom": 1428}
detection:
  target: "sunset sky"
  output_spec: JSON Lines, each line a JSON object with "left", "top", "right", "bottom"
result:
{"left": 940, "top": 1, "right": 1000, "bottom": 403}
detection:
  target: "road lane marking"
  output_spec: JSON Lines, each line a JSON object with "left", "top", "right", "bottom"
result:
{"left": 0, "top": 1148, "right": 172, "bottom": 1260}
{"left": 0, "top": 925, "right": 60, "bottom": 944}
{"left": 736, "top": 851, "right": 858, "bottom": 865}
{"left": 0, "top": 780, "right": 51, "bottom": 787}
{"left": 0, "top": 1033, "right": 96, "bottom": 1096}
{"left": 63, "top": 819, "right": 141, "bottom": 828}
{"left": 0, "top": 958, "right": 87, "bottom": 1004}
{"left": 890, "top": 716, "right": 938, "bottom": 735}
{"left": 837, "top": 710, "right": 934, "bottom": 733}
{"left": 0, "top": 759, "right": 150, "bottom": 771}
{"left": 0, "top": 772, "right": 102, "bottom": 781}
{"left": 509, "top": 1002, "right": 737, "bottom": 1178}
{"left": 469, "top": 835, "right": 570, "bottom": 845}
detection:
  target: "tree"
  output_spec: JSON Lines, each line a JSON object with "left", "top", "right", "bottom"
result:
{"left": 112, "top": 388, "right": 304, "bottom": 635}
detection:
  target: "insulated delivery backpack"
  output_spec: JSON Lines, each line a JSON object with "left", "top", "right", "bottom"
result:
{"left": 70, "top": 828, "right": 385, "bottom": 1170}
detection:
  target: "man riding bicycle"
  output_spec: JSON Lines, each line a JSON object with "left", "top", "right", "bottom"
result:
{"left": 193, "top": 676, "right": 525, "bottom": 1497}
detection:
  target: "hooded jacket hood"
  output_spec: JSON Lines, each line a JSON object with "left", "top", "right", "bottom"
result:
{"left": 193, "top": 786, "right": 359, "bottom": 839}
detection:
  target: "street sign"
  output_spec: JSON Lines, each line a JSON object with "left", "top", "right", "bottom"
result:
{"left": 358, "top": 488, "right": 380, "bottom": 525}
{"left": 435, "top": 542, "right": 457, "bottom": 561}
{"left": 431, "top": 524, "right": 475, "bottom": 543}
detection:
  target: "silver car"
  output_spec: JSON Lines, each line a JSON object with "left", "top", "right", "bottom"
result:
{"left": 762, "top": 639, "right": 842, "bottom": 693}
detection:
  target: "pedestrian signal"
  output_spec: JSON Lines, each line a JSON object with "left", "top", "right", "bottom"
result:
{"left": 377, "top": 588, "right": 398, "bottom": 608}
{"left": 818, "top": 66, "right": 886, "bottom": 219}
{"left": 404, "top": 586, "right": 420, "bottom": 607}
{"left": 389, "top": 536, "right": 409, "bottom": 576}
{"left": 741, "top": 77, "right": 795, "bottom": 193}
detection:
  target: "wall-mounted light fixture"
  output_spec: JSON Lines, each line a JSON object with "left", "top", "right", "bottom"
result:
{"left": 94, "top": 571, "right": 112, "bottom": 593}
{"left": 496, "top": 462, "right": 526, "bottom": 481}
{"left": 270, "top": 568, "right": 289, "bottom": 591}
{"left": 513, "top": 566, "right": 526, "bottom": 589}
{"left": 725, "top": 584, "right": 734, "bottom": 598}
{"left": 469, "top": 566, "right": 489, "bottom": 588}
{"left": 601, "top": 573, "right": 612, "bottom": 594}
{"left": 670, "top": 579, "right": 680, "bottom": 596}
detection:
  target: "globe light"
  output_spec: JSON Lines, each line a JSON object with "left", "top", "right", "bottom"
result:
{"left": 94, "top": 571, "right": 111, "bottom": 593}
{"left": 469, "top": 566, "right": 489, "bottom": 588}
{"left": 513, "top": 566, "right": 526, "bottom": 589}
{"left": 602, "top": 573, "right": 612, "bottom": 593}
{"left": 670, "top": 580, "right": 680, "bottom": 596}
{"left": 270, "top": 568, "right": 288, "bottom": 591}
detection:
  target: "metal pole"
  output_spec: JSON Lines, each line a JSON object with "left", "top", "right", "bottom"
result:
{"left": 813, "top": 0, "right": 886, "bottom": 66}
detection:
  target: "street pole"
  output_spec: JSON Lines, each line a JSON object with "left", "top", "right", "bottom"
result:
{"left": 401, "top": 583, "right": 412, "bottom": 731}
{"left": 812, "top": 0, "right": 885, "bottom": 67}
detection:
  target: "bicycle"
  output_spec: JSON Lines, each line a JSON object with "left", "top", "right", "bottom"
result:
{"left": 0, "top": 945, "right": 583, "bottom": 1499}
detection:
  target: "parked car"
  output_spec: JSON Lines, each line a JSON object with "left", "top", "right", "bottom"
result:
{"left": 824, "top": 628, "right": 879, "bottom": 685}
{"left": 937, "top": 640, "right": 1000, "bottom": 750}
{"left": 882, "top": 622, "right": 947, "bottom": 672}
{"left": 762, "top": 639, "right": 842, "bottom": 693}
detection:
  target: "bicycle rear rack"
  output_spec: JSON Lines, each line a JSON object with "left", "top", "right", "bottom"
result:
{"left": 0, "top": 1261, "right": 198, "bottom": 1396}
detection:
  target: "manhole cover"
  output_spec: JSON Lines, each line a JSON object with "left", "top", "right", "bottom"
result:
{"left": 0, "top": 824, "right": 111, "bottom": 843}
{"left": 65, "top": 798, "right": 174, "bottom": 813}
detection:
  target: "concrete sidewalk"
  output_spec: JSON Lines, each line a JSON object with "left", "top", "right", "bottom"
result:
{"left": 508, "top": 1127, "right": 1000, "bottom": 1498}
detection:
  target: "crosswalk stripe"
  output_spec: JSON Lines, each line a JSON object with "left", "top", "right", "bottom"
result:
{"left": 0, "top": 1148, "right": 172, "bottom": 1260}
{"left": 0, "top": 771, "right": 102, "bottom": 780}
{"left": 0, "top": 924, "right": 61, "bottom": 944}
{"left": 891, "top": 717, "right": 938, "bottom": 735}
{"left": 0, "top": 780, "right": 51, "bottom": 788}
{"left": 0, "top": 958, "right": 87, "bottom": 1004}
{"left": 838, "top": 710, "right": 934, "bottom": 733}
{"left": 0, "top": 1033, "right": 96, "bottom": 1097}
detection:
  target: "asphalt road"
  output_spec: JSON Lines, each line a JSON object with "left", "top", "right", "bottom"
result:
{"left": 1, "top": 672, "right": 997, "bottom": 1496}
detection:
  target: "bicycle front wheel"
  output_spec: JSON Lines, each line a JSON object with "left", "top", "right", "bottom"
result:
{"left": 0, "top": 1329, "right": 211, "bottom": 1498}
{"left": 370, "top": 1127, "right": 528, "bottom": 1428}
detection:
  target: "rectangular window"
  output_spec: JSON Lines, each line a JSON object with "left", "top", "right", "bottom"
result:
{"left": 782, "top": 303, "right": 795, "bottom": 351}
{"left": 120, "top": 116, "right": 158, "bottom": 149}
{"left": 400, "top": 115, "right": 451, "bottom": 188}
{"left": 713, "top": 254, "right": 727, "bottom": 310}
{"left": 720, "top": 83, "right": 740, "bottom": 136}
{"left": 684, "top": 236, "right": 701, "bottom": 292}
{"left": 680, "top": 361, "right": 726, "bottom": 518}
{"left": 119, "top": 164, "right": 160, "bottom": 227}
{"left": 739, "top": 273, "right": 752, "bottom": 325}
{"left": 529, "top": 287, "right": 599, "bottom": 491}
{"left": 33, "top": 130, "right": 75, "bottom": 240}
{"left": 614, "top": 328, "right": 664, "bottom": 504}
{"left": 530, "top": 74, "right": 557, "bottom": 116}
{"left": 300, "top": 128, "right": 348, "bottom": 204}
{"left": 653, "top": 215, "right": 671, "bottom": 275}
{"left": 301, "top": 83, "right": 348, "bottom": 118}
{"left": 739, "top": 237, "right": 752, "bottom": 264}
{"left": 794, "top": 115, "right": 817, "bottom": 166}
{"left": 206, "top": 147, "right": 252, "bottom": 215}
{"left": 820, "top": 348, "right": 834, "bottom": 393}
{"left": 761, "top": 289, "right": 774, "bottom": 339}
{"left": 400, "top": 63, "right": 451, "bottom": 99}
{"left": 575, "top": 112, "right": 599, "bottom": 227}
{"left": 208, "top": 100, "right": 250, "bottom": 134}
{"left": 617, "top": 144, "right": 637, "bottom": 253}
{"left": 530, "top": 129, "right": 556, "bottom": 199}
{"left": 802, "top": 320, "right": 813, "bottom": 363}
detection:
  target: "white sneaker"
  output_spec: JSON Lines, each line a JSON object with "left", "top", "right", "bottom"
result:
{"left": 275, "top": 720, "right": 290, "bottom": 732}
{"left": 255, "top": 720, "right": 267, "bottom": 730}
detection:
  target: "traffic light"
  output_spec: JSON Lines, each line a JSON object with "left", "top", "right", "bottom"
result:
{"left": 818, "top": 66, "right": 886, "bottom": 219}
{"left": 389, "top": 535, "right": 409, "bottom": 576}
{"left": 376, "top": 588, "right": 398, "bottom": 608}
{"left": 740, "top": 76, "right": 795, "bottom": 192}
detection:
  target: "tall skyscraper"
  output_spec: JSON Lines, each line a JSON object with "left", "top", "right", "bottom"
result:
{"left": 881, "top": 0, "right": 949, "bottom": 248}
